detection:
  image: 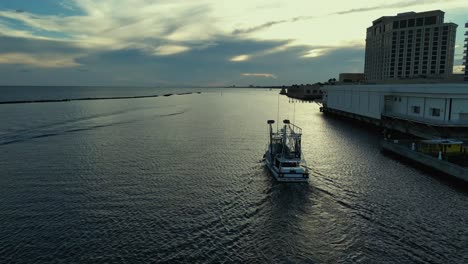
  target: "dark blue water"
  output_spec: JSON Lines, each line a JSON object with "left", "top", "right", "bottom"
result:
{"left": 0, "top": 87, "right": 467, "bottom": 263}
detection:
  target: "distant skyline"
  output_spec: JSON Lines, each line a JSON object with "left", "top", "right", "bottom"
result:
{"left": 0, "top": 0, "right": 467, "bottom": 86}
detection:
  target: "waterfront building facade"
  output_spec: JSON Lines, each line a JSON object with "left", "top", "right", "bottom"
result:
{"left": 287, "top": 84, "right": 322, "bottom": 100}
{"left": 321, "top": 84, "right": 468, "bottom": 139}
{"left": 338, "top": 73, "right": 365, "bottom": 83}
{"left": 365, "top": 10, "right": 457, "bottom": 81}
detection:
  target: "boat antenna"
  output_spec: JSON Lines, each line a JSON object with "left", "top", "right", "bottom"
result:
{"left": 293, "top": 100, "right": 296, "bottom": 125}
{"left": 277, "top": 94, "right": 280, "bottom": 131}
{"left": 267, "top": 120, "right": 275, "bottom": 161}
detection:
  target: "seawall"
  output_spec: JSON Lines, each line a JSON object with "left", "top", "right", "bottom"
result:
{"left": 381, "top": 139, "right": 468, "bottom": 182}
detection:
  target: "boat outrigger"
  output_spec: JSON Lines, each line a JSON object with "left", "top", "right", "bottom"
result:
{"left": 264, "top": 119, "right": 309, "bottom": 182}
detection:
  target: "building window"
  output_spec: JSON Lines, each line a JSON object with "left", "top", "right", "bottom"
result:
{"left": 412, "top": 106, "right": 421, "bottom": 114}
{"left": 431, "top": 108, "right": 441, "bottom": 117}
{"left": 425, "top": 16, "right": 437, "bottom": 25}
{"left": 416, "top": 18, "right": 424, "bottom": 27}
{"left": 400, "top": 20, "right": 407, "bottom": 28}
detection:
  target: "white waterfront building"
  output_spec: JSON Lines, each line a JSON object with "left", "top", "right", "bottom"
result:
{"left": 322, "top": 84, "right": 468, "bottom": 137}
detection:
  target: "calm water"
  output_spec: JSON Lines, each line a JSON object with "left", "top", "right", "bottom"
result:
{"left": 0, "top": 87, "right": 467, "bottom": 263}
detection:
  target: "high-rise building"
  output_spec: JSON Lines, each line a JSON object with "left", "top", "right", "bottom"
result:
{"left": 464, "top": 22, "right": 468, "bottom": 81}
{"left": 364, "top": 10, "right": 457, "bottom": 81}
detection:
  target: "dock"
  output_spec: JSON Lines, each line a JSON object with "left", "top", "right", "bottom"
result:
{"left": 381, "top": 139, "right": 468, "bottom": 182}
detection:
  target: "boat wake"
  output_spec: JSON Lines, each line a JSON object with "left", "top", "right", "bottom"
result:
{"left": 0, "top": 108, "right": 188, "bottom": 146}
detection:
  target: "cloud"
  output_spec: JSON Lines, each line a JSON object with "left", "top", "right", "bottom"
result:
{"left": 230, "top": 0, "right": 455, "bottom": 36}
{"left": 334, "top": 0, "right": 452, "bottom": 15}
{"left": 242, "top": 73, "right": 277, "bottom": 79}
{"left": 154, "top": 45, "right": 190, "bottom": 56}
{"left": 453, "top": 65, "right": 464, "bottom": 74}
{"left": 302, "top": 48, "right": 329, "bottom": 58}
{"left": 0, "top": 35, "right": 365, "bottom": 86}
{"left": 0, "top": 0, "right": 464, "bottom": 86}
{"left": 230, "top": 54, "right": 251, "bottom": 62}
{"left": 232, "top": 15, "right": 315, "bottom": 35}
{"left": 0, "top": 2, "right": 218, "bottom": 53}
{"left": 0, "top": 36, "right": 85, "bottom": 68}
{"left": 0, "top": 36, "right": 82, "bottom": 54}
{"left": 0, "top": 53, "right": 80, "bottom": 68}
{"left": 59, "top": 1, "right": 76, "bottom": 11}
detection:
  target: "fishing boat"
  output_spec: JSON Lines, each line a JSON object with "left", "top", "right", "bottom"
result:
{"left": 263, "top": 119, "right": 309, "bottom": 182}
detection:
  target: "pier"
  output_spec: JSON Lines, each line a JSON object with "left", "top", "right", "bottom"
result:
{"left": 381, "top": 139, "right": 468, "bottom": 182}
{"left": 320, "top": 83, "right": 468, "bottom": 181}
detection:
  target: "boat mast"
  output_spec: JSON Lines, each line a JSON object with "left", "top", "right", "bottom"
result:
{"left": 267, "top": 120, "right": 275, "bottom": 160}
{"left": 282, "top": 119, "right": 290, "bottom": 158}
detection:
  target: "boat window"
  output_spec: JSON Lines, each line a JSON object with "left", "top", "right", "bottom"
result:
{"left": 282, "top": 162, "right": 298, "bottom": 167}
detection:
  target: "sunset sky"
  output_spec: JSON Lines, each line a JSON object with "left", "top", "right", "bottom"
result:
{"left": 0, "top": 0, "right": 467, "bottom": 86}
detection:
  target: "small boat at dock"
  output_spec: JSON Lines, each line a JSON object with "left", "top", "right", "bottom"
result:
{"left": 264, "top": 119, "right": 309, "bottom": 182}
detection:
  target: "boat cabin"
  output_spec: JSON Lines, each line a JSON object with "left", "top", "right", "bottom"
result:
{"left": 274, "top": 157, "right": 300, "bottom": 168}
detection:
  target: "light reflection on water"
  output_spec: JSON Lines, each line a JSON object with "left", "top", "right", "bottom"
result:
{"left": 0, "top": 88, "right": 467, "bottom": 263}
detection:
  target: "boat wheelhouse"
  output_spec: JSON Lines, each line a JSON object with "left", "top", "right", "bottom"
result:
{"left": 264, "top": 119, "right": 309, "bottom": 182}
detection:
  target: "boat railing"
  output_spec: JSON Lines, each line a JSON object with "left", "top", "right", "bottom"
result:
{"left": 283, "top": 124, "right": 302, "bottom": 136}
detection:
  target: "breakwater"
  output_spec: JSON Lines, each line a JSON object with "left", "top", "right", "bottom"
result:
{"left": 0, "top": 92, "right": 200, "bottom": 105}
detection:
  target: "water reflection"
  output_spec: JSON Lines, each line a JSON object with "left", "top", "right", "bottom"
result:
{"left": 1, "top": 89, "right": 467, "bottom": 263}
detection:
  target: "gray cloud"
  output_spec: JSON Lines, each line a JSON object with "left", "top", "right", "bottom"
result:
{"left": 0, "top": 36, "right": 83, "bottom": 54}
{"left": 0, "top": 34, "right": 364, "bottom": 86}
{"left": 100, "top": 4, "right": 211, "bottom": 36}
{"left": 233, "top": 0, "right": 450, "bottom": 35}
{"left": 232, "top": 15, "right": 315, "bottom": 35}
{"left": 335, "top": 0, "right": 450, "bottom": 15}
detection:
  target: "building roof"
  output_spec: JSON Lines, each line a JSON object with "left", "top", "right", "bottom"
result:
{"left": 371, "top": 10, "right": 444, "bottom": 25}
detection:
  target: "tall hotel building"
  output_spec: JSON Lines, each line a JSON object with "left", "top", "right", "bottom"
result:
{"left": 364, "top": 10, "right": 457, "bottom": 81}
